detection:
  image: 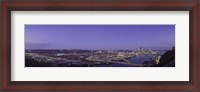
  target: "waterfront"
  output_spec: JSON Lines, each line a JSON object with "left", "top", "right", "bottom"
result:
{"left": 25, "top": 48, "right": 174, "bottom": 67}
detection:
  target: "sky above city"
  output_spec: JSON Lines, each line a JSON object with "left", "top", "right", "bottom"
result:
{"left": 25, "top": 25, "right": 175, "bottom": 50}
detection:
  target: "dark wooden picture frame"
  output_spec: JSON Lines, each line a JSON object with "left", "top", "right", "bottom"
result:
{"left": 0, "top": 0, "right": 199, "bottom": 92}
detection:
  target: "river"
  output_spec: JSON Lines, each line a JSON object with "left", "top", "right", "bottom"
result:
{"left": 94, "top": 55, "right": 154, "bottom": 67}
{"left": 128, "top": 55, "right": 154, "bottom": 64}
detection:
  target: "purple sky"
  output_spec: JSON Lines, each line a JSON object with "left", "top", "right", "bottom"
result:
{"left": 25, "top": 25, "right": 175, "bottom": 50}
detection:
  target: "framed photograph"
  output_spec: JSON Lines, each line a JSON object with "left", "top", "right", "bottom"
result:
{"left": 0, "top": 0, "right": 199, "bottom": 91}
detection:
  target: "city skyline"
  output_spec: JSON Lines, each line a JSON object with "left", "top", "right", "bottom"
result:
{"left": 25, "top": 25, "right": 175, "bottom": 50}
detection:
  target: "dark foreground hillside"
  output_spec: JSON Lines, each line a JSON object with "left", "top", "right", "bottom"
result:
{"left": 152, "top": 47, "right": 175, "bottom": 67}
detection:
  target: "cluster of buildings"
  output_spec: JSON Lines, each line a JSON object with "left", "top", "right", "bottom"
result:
{"left": 25, "top": 48, "right": 162, "bottom": 66}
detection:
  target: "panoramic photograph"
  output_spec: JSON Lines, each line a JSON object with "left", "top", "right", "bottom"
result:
{"left": 25, "top": 25, "right": 175, "bottom": 67}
